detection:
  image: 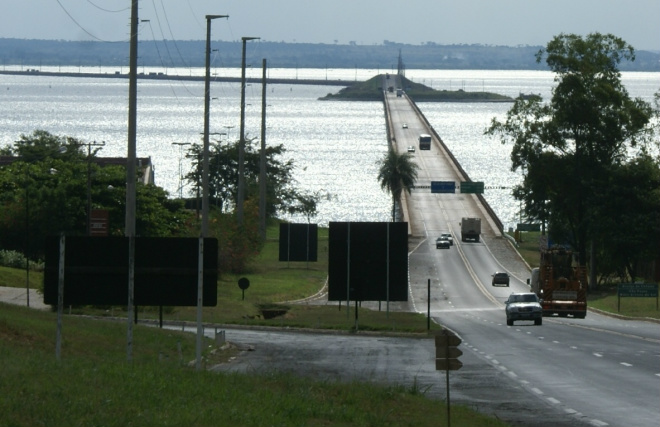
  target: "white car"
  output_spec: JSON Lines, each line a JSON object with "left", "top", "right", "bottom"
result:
{"left": 407, "top": 146, "right": 415, "bottom": 153}
{"left": 505, "top": 293, "right": 542, "bottom": 326}
{"left": 402, "top": 123, "right": 408, "bottom": 129}
{"left": 439, "top": 233, "right": 453, "bottom": 245}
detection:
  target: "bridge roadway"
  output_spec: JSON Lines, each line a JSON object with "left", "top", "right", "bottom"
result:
{"left": 376, "top": 75, "right": 532, "bottom": 316}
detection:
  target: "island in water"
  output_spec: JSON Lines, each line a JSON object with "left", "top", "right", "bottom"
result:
{"left": 320, "top": 74, "right": 514, "bottom": 102}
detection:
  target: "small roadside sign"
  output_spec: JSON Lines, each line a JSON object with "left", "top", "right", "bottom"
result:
{"left": 435, "top": 359, "right": 463, "bottom": 371}
{"left": 618, "top": 283, "right": 658, "bottom": 297}
{"left": 434, "top": 328, "right": 462, "bottom": 427}
{"left": 434, "top": 333, "right": 461, "bottom": 348}
{"left": 436, "top": 346, "right": 463, "bottom": 359}
{"left": 617, "top": 283, "right": 658, "bottom": 311}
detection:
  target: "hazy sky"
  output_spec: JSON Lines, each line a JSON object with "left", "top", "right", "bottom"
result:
{"left": 2, "top": 0, "right": 659, "bottom": 51}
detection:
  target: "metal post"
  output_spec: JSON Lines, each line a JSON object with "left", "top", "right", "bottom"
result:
{"left": 196, "top": 236, "right": 204, "bottom": 370}
{"left": 172, "top": 142, "right": 190, "bottom": 199}
{"left": 126, "top": 0, "right": 139, "bottom": 362}
{"left": 237, "top": 36, "right": 259, "bottom": 225}
{"left": 202, "top": 15, "right": 228, "bottom": 236}
{"left": 259, "top": 58, "right": 267, "bottom": 241}
{"left": 427, "top": 278, "right": 431, "bottom": 331}
{"left": 24, "top": 166, "right": 30, "bottom": 307}
{"left": 85, "top": 141, "right": 105, "bottom": 235}
{"left": 56, "top": 234, "right": 65, "bottom": 361}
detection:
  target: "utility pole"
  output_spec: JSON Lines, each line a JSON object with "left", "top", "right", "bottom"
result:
{"left": 203, "top": 15, "right": 229, "bottom": 237}
{"left": 172, "top": 142, "right": 191, "bottom": 199}
{"left": 259, "top": 58, "right": 267, "bottom": 241}
{"left": 85, "top": 141, "right": 105, "bottom": 235}
{"left": 126, "top": 0, "right": 139, "bottom": 363}
{"left": 237, "top": 36, "right": 259, "bottom": 225}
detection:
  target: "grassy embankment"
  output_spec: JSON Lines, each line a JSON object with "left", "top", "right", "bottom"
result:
{"left": 0, "top": 302, "right": 510, "bottom": 427}
{"left": 508, "top": 231, "right": 659, "bottom": 320}
{"left": 0, "top": 224, "right": 510, "bottom": 427}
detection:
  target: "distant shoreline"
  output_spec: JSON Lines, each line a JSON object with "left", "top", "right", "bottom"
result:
{"left": 0, "top": 69, "right": 350, "bottom": 86}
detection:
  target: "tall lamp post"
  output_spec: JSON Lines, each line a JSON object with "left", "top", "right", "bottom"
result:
{"left": 172, "top": 142, "right": 191, "bottom": 199}
{"left": 202, "top": 14, "right": 228, "bottom": 237}
{"left": 84, "top": 141, "right": 105, "bottom": 235}
{"left": 237, "top": 36, "right": 259, "bottom": 225}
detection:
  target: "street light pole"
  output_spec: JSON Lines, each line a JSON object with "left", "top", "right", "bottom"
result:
{"left": 237, "top": 36, "right": 260, "bottom": 225}
{"left": 172, "top": 142, "right": 191, "bottom": 199}
{"left": 85, "top": 141, "right": 105, "bottom": 235}
{"left": 259, "top": 58, "right": 267, "bottom": 241}
{"left": 202, "top": 14, "right": 228, "bottom": 237}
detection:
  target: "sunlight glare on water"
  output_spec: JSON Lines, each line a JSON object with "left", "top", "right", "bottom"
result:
{"left": 0, "top": 68, "right": 657, "bottom": 229}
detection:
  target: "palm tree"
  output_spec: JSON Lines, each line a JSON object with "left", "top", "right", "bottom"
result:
{"left": 377, "top": 148, "right": 419, "bottom": 221}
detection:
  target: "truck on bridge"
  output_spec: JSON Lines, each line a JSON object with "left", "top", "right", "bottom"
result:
{"left": 418, "top": 134, "right": 431, "bottom": 150}
{"left": 460, "top": 217, "right": 481, "bottom": 242}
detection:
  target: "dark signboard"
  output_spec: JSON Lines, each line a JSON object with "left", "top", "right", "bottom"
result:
{"left": 327, "top": 222, "right": 408, "bottom": 302}
{"left": 278, "top": 223, "right": 318, "bottom": 262}
{"left": 431, "top": 181, "right": 455, "bottom": 194}
{"left": 618, "top": 283, "right": 658, "bottom": 298}
{"left": 460, "top": 181, "right": 484, "bottom": 194}
{"left": 517, "top": 223, "right": 541, "bottom": 232}
{"left": 43, "top": 236, "right": 218, "bottom": 307}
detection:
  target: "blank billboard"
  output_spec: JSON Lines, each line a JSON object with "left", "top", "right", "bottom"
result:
{"left": 43, "top": 236, "right": 218, "bottom": 307}
{"left": 328, "top": 222, "right": 408, "bottom": 302}
{"left": 278, "top": 223, "right": 318, "bottom": 262}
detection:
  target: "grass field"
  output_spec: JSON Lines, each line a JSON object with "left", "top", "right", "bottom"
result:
{"left": 0, "top": 302, "right": 511, "bottom": 427}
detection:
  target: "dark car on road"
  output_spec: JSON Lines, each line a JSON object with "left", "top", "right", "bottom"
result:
{"left": 440, "top": 233, "right": 453, "bottom": 246}
{"left": 505, "top": 292, "right": 543, "bottom": 326}
{"left": 491, "top": 272, "right": 510, "bottom": 287}
{"left": 436, "top": 237, "right": 450, "bottom": 249}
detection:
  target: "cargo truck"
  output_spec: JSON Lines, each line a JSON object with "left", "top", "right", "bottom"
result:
{"left": 528, "top": 246, "right": 587, "bottom": 318}
{"left": 418, "top": 134, "right": 431, "bottom": 150}
{"left": 460, "top": 217, "right": 481, "bottom": 242}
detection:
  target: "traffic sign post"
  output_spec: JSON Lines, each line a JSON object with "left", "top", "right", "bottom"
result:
{"left": 434, "top": 329, "right": 462, "bottom": 427}
{"left": 431, "top": 181, "right": 456, "bottom": 194}
{"left": 459, "top": 181, "right": 484, "bottom": 194}
{"left": 617, "top": 283, "right": 658, "bottom": 311}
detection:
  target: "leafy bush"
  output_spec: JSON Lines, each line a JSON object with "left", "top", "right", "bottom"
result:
{"left": 0, "top": 249, "right": 44, "bottom": 270}
{"left": 0, "top": 250, "right": 27, "bottom": 268}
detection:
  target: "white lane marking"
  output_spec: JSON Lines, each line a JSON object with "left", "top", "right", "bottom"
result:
{"left": 564, "top": 408, "right": 578, "bottom": 415}
{"left": 589, "top": 419, "right": 609, "bottom": 427}
{"left": 531, "top": 387, "right": 543, "bottom": 395}
{"left": 620, "top": 362, "right": 633, "bottom": 367}
{"left": 507, "top": 371, "right": 518, "bottom": 378}
{"left": 593, "top": 352, "right": 603, "bottom": 357}
{"left": 547, "top": 397, "right": 560, "bottom": 404}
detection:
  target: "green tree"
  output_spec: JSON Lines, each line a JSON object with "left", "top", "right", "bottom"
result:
{"left": 377, "top": 148, "right": 419, "bottom": 222}
{"left": 485, "top": 33, "right": 655, "bottom": 274}
{"left": 0, "top": 130, "right": 193, "bottom": 259}
{"left": 588, "top": 153, "right": 660, "bottom": 282}
{"left": 185, "top": 138, "right": 303, "bottom": 218}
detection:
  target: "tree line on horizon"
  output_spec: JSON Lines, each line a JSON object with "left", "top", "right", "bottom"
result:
{"left": 1, "top": 38, "right": 659, "bottom": 71}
